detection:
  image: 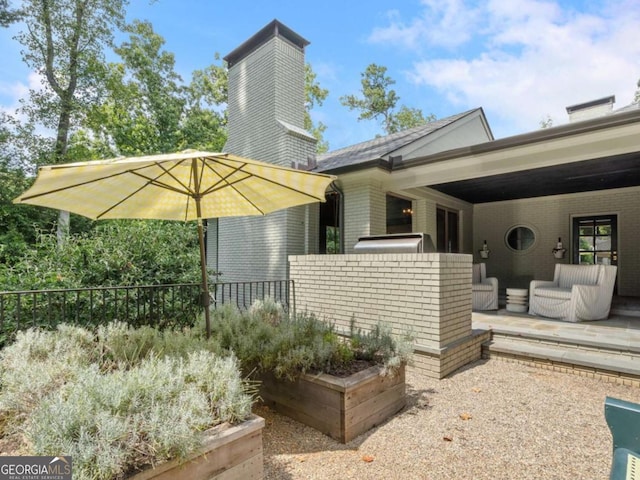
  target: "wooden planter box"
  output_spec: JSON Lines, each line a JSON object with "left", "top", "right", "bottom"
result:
{"left": 127, "top": 415, "right": 264, "bottom": 480}
{"left": 259, "top": 365, "right": 405, "bottom": 443}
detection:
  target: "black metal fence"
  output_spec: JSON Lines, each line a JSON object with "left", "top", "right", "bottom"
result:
{"left": 0, "top": 280, "right": 294, "bottom": 346}
{"left": 212, "top": 280, "right": 294, "bottom": 314}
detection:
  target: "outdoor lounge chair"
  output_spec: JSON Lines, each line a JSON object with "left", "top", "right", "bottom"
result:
{"left": 604, "top": 396, "right": 640, "bottom": 480}
{"left": 472, "top": 263, "right": 498, "bottom": 311}
{"left": 528, "top": 264, "right": 617, "bottom": 322}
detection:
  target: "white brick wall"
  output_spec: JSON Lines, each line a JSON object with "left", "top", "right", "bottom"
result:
{"left": 474, "top": 186, "right": 640, "bottom": 296}
{"left": 210, "top": 28, "right": 317, "bottom": 283}
{"left": 343, "top": 180, "right": 387, "bottom": 252}
{"left": 289, "top": 253, "right": 485, "bottom": 377}
{"left": 289, "top": 253, "right": 472, "bottom": 348}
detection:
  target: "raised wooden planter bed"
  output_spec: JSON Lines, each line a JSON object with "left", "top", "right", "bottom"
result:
{"left": 259, "top": 365, "right": 405, "bottom": 443}
{"left": 127, "top": 415, "right": 264, "bottom": 480}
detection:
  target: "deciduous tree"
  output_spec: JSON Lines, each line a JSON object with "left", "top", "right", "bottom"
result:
{"left": 305, "top": 63, "right": 329, "bottom": 153}
{"left": 15, "top": 0, "right": 129, "bottom": 238}
{"left": 340, "top": 63, "right": 434, "bottom": 135}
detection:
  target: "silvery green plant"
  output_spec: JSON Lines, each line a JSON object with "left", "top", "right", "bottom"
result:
{"left": 211, "top": 299, "right": 413, "bottom": 381}
{"left": 0, "top": 322, "right": 253, "bottom": 480}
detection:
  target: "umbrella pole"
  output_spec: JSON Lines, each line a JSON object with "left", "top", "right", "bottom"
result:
{"left": 197, "top": 217, "right": 212, "bottom": 339}
{"left": 192, "top": 160, "right": 211, "bottom": 339}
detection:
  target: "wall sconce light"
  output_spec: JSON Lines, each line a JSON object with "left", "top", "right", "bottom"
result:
{"left": 552, "top": 237, "right": 567, "bottom": 259}
{"left": 479, "top": 240, "right": 490, "bottom": 259}
{"left": 402, "top": 208, "right": 413, "bottom": 215}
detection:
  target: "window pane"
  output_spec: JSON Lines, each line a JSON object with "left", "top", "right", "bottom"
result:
{"left": 596, "top": 252, "right": 612, "bottom": 265}
{"left": 447, "top": 211, "right": 459, "bottom": 253}
{"left": 579, "top": 225, "right": 594, "bottom": 236}
{"left": 579, "top": 236, "right": 594, "bottom": 250}
{"left": 386, "top": 195, "right": 412, "bottom": 234}
{"left": 437, "top": 208, "right": 446, "bottom": 252}
{"left": 579, "top": 252, "right": 594, "bottom": 264}
{"left": 595, "top": 236, "right": 611, "bottom": 250}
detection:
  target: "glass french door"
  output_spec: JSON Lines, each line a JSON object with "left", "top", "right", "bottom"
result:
{"left": 572, "top": 215, "right": 617, "bottom": 266}
{"left": 437, "top": 207, "right": 459, "bottom": 253}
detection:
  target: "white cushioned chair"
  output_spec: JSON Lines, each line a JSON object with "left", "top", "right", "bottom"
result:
{"left": 528, "top": 264, "right": 617, "bottom": 322}
{"left": 472, "top": 263, "right": 498, "bottom": 311}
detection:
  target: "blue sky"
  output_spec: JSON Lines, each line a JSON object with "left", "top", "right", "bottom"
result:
{"left": 1, "top": 0, "right": 639, "bottom": 151}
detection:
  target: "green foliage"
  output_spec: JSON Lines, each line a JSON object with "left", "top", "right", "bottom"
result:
{"left": 1, "top": 219, "right": 201, "bottom": 291}
{"left": 539, "top": 114, "right": 554, "bottom": 128}
{"left": 340, "top": 63, "right": 435, "bottom": 135}
{"left": 96, "top": 321, "right": 221, "bottom": 369}
{"left": 305, "top": 63, "right": 330, "bottom": 152}
{"left": 0, "top": 323, "right": 252, "bottom": 480}
{"left": 15, "top": 0, "right": 128, "bottom": 162}
{"left": 0, "top": 221, "right": 204, "bottom": 343}
{"left": 349, "top": 318, "right": 414, "bottom": 375}
{"left": 0, "top": 0, "right": 20, "bottom": 27}
{"left": 209, "top": 300, "right": 411, "bottom": 381}
{"left": 80, "top": 23, "right": 228, "bottom": 157}
{"left": 387, "top": 105, "right": 436, "bottom": 134}
{"left": 0, "top": 118, "right": 62, "bottom": 263}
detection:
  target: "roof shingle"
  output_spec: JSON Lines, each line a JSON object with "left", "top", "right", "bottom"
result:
{"left": 314, "top": 108, "right": 479, "bottom": 172}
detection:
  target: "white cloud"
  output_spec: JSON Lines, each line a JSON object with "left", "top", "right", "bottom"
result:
{"left": 368, "top": 0, "right": 482, "bottom": 50}
{"left": 370, "top": 0, "right": 640, "bottom": 137}
{"left": 0, "top": 71, "right": 42, "bottom": 114}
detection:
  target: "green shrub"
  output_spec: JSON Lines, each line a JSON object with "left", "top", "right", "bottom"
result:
{"left": 0, "top": 325, "right": 98, "bottom": 429}
{"left": 27, "top": 353, "right": 251, "bottom": 480}
{"left": 96, "top": 321, "right": 221, "bottom": 370}
{"left": 209, "top": 299, "right": 413, "bottom": 381}
{"left": 0, "top": 322, "right": 252, "bottom": 480}
{"left": 0, "top": 220, "right": 202, "bottom": 291}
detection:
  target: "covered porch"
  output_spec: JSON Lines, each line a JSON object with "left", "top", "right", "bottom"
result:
{"left": 474, "top": 296, "right": 640, "bottom": 385}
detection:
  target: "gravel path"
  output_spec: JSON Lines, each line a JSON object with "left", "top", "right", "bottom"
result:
{"left": 256, "top": 359, "right": 640, "bottom": 480}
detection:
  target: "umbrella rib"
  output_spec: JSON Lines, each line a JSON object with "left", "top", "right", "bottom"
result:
{"left": 96, "top": 163, "right": 196, "bottom": 219}
{"left": 132, "top": 162, "right": 196, "bottom": 196}
{"left": 199, "top": 161, "right": 266, "bottom": 214}
{"left": 206, "top": 162, "right": 327, "bottom": 201}
{"left": 17, "top": 169, "right": 134, "bottom": 202}
{"left": 18, "top": 163, "right": 194, "bottom": 203}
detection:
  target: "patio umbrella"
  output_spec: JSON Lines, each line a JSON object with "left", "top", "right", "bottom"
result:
{"left": 14, "top": 150, "right": 337, "bottom": 337}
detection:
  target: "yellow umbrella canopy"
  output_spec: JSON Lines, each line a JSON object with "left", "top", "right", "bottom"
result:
{"left": 14, "top": 151, "right": 337, "bottom": 336}
{"left": 14, "top": 151, "right": 336, "bottom": 220}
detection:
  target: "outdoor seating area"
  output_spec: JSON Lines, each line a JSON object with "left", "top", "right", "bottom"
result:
{"left": 529, "top": 264, "right": 618, "bottom": 322}
{"left": 472, "top": 263, "right": 499, "bottom": 311}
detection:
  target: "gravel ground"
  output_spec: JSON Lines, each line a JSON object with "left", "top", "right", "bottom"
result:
{"left": 256, "top": 359, "right": 640, "bottom": 480}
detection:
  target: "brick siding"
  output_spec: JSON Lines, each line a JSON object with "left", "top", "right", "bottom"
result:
{"left": 289, "top": 252, "right": 485, "bottom": 378}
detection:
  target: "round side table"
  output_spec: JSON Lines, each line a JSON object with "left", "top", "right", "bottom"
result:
{"left": 506, "top": 288, "right": 528, "bottom": 313}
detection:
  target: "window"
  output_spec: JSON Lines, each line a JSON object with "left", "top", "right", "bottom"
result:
{"left": 573, "top": 215, "right": 617, "bottom": 265}
{"left": 386, "top": 195, "right": 413, "bottom": 234}
{"left": 505, "top": 225, "right": 536, "bottom": 252}
{"left": 319, "top": 191, "right": 341, "bottom": 253}
{"left": 437, "top": 207, "right": 459, "bottom": 253}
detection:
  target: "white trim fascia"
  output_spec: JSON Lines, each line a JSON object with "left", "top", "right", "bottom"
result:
{"left": 390, "top": 121, "right": 640, "bottom": 189}
{"left": 388, "top": 186, "right": 474, "bottom": 209}
{"left": 334, "top": 167, "right": 390, "bottom": 189}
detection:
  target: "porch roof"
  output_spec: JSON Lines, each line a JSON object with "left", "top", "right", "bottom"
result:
{"left": 322, "top": 105, "right": 640, "bottom": 204}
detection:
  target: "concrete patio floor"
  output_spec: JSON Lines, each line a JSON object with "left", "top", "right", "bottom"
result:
{"left": 472, "top": 303, "right": 640, "bottom": 384}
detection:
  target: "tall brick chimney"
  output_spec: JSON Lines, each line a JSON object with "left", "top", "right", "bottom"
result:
{"left": 207, "top": 20, "right": 319, "bottom": 283}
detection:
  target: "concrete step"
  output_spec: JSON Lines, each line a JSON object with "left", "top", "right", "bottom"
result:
{"left": 484, "top": 335, "right": 640, "bottom": 378}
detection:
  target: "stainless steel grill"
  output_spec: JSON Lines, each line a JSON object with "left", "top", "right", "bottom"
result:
{"left": 353, "top": 233, "right": 435, "bottom": 254}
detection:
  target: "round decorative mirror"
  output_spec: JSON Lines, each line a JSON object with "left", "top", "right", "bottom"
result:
{"left": 505, "top": 225, "right": 536, "bottom": 252}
